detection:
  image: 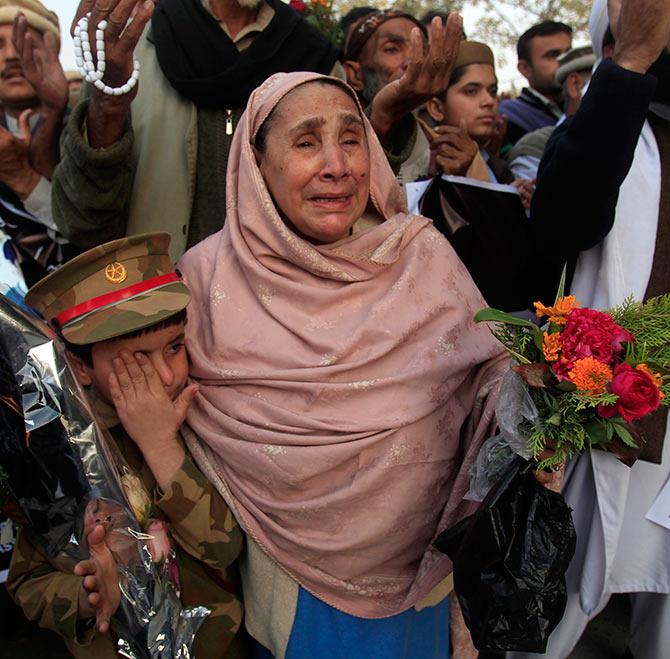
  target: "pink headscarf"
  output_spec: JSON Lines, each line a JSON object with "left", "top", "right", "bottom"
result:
{"left": 179, "top": 71, "right": 507, "bottom": 618}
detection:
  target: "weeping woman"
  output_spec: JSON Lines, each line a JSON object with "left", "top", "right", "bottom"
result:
{"left": 179, "top": 71, "right": 509, "bottom": 658}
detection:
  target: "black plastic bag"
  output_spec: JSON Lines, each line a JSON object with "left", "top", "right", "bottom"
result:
{"left": 435, "top": 457, "right": 576, "bottom": 653}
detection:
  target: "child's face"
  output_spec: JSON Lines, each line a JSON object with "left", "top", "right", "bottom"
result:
{"left": 73, "top": 322, "right": 189, "bottom": 406}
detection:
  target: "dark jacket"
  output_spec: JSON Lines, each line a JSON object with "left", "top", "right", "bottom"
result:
{"left": 530, "top": 58, "right": 658, "bottom": 291}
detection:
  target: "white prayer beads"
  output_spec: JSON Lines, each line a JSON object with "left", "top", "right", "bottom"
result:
{"left": 73, "top": 13, "right": 140, "bottom": 96}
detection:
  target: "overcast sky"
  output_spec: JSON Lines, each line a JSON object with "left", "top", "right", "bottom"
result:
{"left": 48, "top": 0, "right": 526, "bottom": 90}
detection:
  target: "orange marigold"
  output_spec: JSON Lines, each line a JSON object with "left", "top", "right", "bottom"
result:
{"left": 636, "top": 364, "right": 665, "bottom": 398}
{"left": 542, "top": 332, "right": 562, "bottom": 362}
{"left": 534, "top": 295, "right": 580, "bottom": 325}
{"left": 568, "top": 357, "right": 613, "bottom": 394}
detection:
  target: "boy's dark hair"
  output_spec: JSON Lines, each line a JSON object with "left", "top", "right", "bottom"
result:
{"left": 517, "top": 21, "right": 573, "bottom": 62}
{"left": 63, "top": 308, "right": 188, "bottom": 368}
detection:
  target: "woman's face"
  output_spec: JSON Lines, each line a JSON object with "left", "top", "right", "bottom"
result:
{"left": 255, "top": 82, "right": 371, "bottom": 244}
{"left": 441, "top": 63, "right": 499, "bottom": 145}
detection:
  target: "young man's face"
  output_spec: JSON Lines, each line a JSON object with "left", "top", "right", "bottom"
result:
{"left": 434, "top": 63, "right": 499, "bottom": 145}
{"left": 519, "top": 32, "right": 572, "bottom": 97}
{"left": 72, "top": 322, "right": 189, "bottom": 406}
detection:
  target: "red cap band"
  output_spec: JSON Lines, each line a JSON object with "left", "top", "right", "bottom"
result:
{"left": 54, "top": 272, "right": 182, "bottom": 328}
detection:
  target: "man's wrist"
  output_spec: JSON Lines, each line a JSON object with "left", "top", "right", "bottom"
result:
{"left": 10, "top": 168, "right": 40, "bottom": 200}
{"left": 39, "top": 103, "right": 67, "bottom": 123}
{"left": 87, "top": 95, "right": 132, "bottom": 149}
{"left": 613, "top": 46, "right": 653, "bottom": 74}
{"left": 137, "top": 433, "right": 185, "bottom": 490}
{"left": 369, "top": 103, "right": 396, "bottom": 140}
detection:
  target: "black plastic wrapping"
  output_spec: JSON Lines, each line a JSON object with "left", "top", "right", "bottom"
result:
{"left": 435, "top": 458, "right": 576, "bottom": 653}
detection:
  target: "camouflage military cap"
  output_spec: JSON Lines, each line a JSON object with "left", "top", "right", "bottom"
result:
{"left": 25, "top": 233, "right": 190, "bottom": 345}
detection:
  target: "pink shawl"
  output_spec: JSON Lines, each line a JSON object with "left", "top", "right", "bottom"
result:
{"left": 179, "top": 71, "right": 507, "bottom": 618}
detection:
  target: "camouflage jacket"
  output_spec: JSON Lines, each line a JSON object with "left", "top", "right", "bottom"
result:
{"left": 7, "top": 418, "right": 246, "bottom": 659}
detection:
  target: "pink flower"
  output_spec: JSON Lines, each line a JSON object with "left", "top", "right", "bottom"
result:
{"left": 554, "top": 308, "right": 633, "bottom": 378}
{"left": 146, "top": 519, "right": 172, "bottom": 563}
{"left": 599, "top": 363, "right": 663, "bottom": 422}
{"left": 289, "top": 0, "right": 307, "bottom": 12}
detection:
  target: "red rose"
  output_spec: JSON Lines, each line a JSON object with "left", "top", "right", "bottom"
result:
{"left": 554, "top": 308, "right": 633, "bottom": 378}
{"left": 598, "top": 363, "right": 662, "bottom": 422}
{"left": 289, "top": 0, "right": 307, "bottom": 12}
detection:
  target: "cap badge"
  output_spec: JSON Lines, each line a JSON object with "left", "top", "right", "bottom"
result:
{"left": 104, "top": 262, "right": 128, "bottom": 284}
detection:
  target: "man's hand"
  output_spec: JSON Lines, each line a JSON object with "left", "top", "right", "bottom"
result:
{"left": 74, "top": 524, "right": 121, "bottom": 633}
{"left": 12, "top": 14, "right": 67, "bottom": 116}
{"left": 12, "top": 14, "right": 67, "bottom": 177}
{"left": 370, "top": 13, "right": 463, "bottom": 140}
{"left": 73, "top": 0, "right": 155, "bottom": 148}
{"left": 610, "top": 0, "right": 670, "bottom": 73}
{"left": 419, "top": 117, "right": 478, "bottom": 177}
{"left": 108, "top": 350, "right": 197, "bottom": 489}
{"left": 0, "top": 112, "right": 40, "bottom": 199}
{"left": 512, "top": 178, "right": 535, "bottom": 211}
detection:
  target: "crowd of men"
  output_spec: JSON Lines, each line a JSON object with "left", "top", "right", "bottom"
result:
{"left": 0, "top": 0, "right": 668, "bottom": 657}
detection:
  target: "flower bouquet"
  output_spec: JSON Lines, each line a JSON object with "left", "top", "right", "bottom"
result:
{"left": 474, "top": 276, "right": 670, "bottom": 472}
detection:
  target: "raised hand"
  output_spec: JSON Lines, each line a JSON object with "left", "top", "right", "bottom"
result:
{"left": 74, "top": 523, "right": 122, "bottom": 633}
{"left": 419, "top": 117, "right": 478, "bottom": 177}
{"left": 0, "top": 111, "right": 40, "bottom": 199}
{"left": 73, "top": 0, "right": 155, "bottom": 148}
{"left": 370, "top": 13, "right": 463, "bottom": 140}
{"left": 12, "top": 14, "right": 67, "bottom": 177}
{"left": 12, "top": 14, "right": 67, "bottom": 115}
{"left": 609, "top": 0, "right": 670, "bottom": 73}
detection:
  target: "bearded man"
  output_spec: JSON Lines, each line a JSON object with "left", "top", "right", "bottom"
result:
{"left": 343, "top": 10, "right": 463, "bottom": 183}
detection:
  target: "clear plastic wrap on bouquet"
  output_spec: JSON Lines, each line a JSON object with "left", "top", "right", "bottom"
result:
{"left": 466, "top": 370, "right": 538, "bottom": 501}
{"left": 0, "top": 295, "right": 208, "bottom": 658}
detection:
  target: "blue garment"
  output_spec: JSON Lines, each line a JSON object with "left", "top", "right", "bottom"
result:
{"left": 251, "top": 586, "right": 450, "bottom": 659}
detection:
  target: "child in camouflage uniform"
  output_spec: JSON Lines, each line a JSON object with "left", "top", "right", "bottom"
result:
{"left": 7, "top": 233, "right": 246, "bottom": 658}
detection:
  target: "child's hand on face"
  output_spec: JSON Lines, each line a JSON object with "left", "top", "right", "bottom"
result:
{"left": 74, "top": 524, "right": 121, "bottom": 633}
{"left": 108, "top": 349, "right": 198, "bottom": 455}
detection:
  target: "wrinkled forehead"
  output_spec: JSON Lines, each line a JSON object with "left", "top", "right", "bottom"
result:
{"left": 250, "top": 73, "right": 364, "bottom": 141}
{"left": 361, "top": 17, "right": 422, "bottom": 59}
{"left": 275, "top": 81, "right": 362, "bottom": 124}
